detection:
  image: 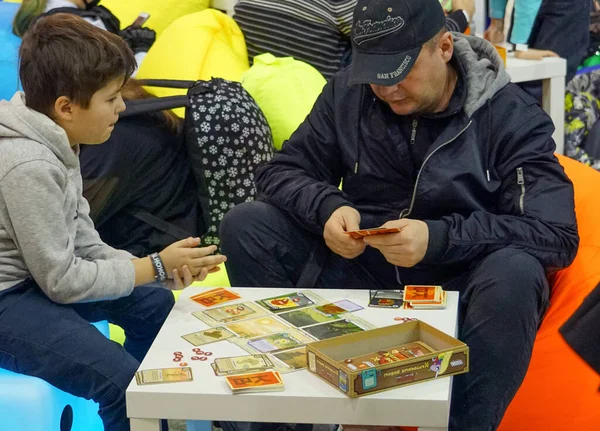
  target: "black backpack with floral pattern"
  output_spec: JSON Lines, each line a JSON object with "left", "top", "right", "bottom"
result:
{"left": 122, "top": 78, "right": 274, "bottom": 247}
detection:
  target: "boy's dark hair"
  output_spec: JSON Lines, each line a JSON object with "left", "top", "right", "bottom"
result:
{"left": 19, "top": 14, "right": 136, "bottom": 117}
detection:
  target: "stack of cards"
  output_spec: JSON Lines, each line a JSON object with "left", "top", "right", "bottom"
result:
{"left": 211, "top": 354, "right": 275, "bottom": 376}
{"left": 190, "top": 288, "right": 241, "bottom": 307}
{"left": 225, "top": 370, "right": 284, "bottom": 393}
{"left": 402, "top": 285, "right": 447, "bottom": 309}
{"left": 368, "top": 290, "right": 404, "bottom": 308}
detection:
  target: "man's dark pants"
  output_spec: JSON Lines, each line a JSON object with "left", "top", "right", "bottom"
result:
{"left": 221, "top": 201, "right": 550, "bottom": 431}
{"left": 0, "top": 280, "right": 175, "bottom": 431}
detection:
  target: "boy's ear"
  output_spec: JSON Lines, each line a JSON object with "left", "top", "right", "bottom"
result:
{"left": 53, "top": 96, "right": 75, "bottom": 122}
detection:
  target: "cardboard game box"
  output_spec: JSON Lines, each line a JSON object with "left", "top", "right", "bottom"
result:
{"left": 305, "top": 320, "right": 468, "bottom": 398}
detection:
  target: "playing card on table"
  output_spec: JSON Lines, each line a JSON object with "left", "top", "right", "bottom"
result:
{"left": 225, "top": 370, "right": 284, "bottom": 393}
{"left": 368, "top": 290, "right": 404, "bottom": 308}
{"left": 135, "top": 367, "right": 193, "bottom": 385}
{"left": 403, "top": 285, "right": 442, "bottom": 303}
{"left": 212, "top": 354, "right": 275, "bottom": 375}
{"left": 190, "top": 288, "right": 241, "bottom": 307}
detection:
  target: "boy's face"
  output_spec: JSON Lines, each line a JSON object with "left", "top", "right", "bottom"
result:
{"left": 53, "top": 78, "right": 126, "bottom": 146}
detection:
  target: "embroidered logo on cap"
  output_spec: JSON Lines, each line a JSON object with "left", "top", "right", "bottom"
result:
{"left": 376, "top": 55, "right": 412, "bottom": 80}
{"left": 354, "top": 15, "right": 405, "bottom": 45}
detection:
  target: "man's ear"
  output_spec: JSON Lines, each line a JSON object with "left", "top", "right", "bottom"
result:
{"left": 440, "top": 32, "right": 454, "bottom": 63}
{"left": 52, "top": 96, "right": 74, "bottom": 122}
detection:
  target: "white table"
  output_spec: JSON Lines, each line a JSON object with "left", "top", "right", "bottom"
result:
{"left": 127, "top": 288, "right": 460, "bottom": 431}
{"left": 505, "top": 55, "right": 567, "bottom": 154}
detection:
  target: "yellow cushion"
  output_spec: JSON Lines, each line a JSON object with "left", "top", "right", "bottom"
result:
{"left": 99, "top": 0, "right": 209, "bottom": 36}
{"left": 242, "top": 54, "right": 326, "bottom": 150}
{"left": 109, "top": 263, "right": 231, "bottom": 344}
{"left": 135, "top": 8, "right": 249, "bottom": 117}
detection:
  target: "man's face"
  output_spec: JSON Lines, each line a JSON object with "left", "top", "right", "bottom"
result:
{"left": 67, "top": 78, "right": 126, "bottom": 145}
{"left": 370, "top": 34, "right": 453, "bottom": 116}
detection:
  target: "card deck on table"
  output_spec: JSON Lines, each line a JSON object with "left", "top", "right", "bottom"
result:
{"left": 345, "top": 227, "right": 401, "bottom": 239}
{"left": 212, "top": 354, "right": 275, "bottom": 376}
{"left": 256, "top": 291, "right": 315, "bottom": 312}
{"left": 225, "top": 370, "right": 284, "bottom": 393}
{"left": 403, "top": 290, "right": 447, "bottom": 310}
{"left": 135, "top": 367, "right": 193, "bottom": 385}
{"left": 190, "top": 288, "right": 241, "bottom": 307}
{"left": 368, "top": 290, "right": 404, "bottom": 308}
{"left": 315, "top": 300, "right": 363, "bottom": 315}
{"left": 181, "top": 326, "right": 235, "bottom": 346}
{"left": 403, "top": 285, "right": 442, "bottom": 303}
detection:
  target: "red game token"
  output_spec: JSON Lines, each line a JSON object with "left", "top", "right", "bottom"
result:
{"left": 193, "top": 350, "right": 204, "bottom": 355}
{"left": 173, "top": 358, "right": 181, "bottom": 362}
{"left": 179, "top": 362, "right": 188, "bottom": 366}
{"left": 344, "top": 359, "right": 353, "bottom": 363}
{"left": 199, "top": 356, "right": 208, "bottom": 361}
{"left": 174, "top": 351, "right": 182, "bottom": 355}
{"left": 203, "top": 351, "right": 213, "bottom": 356}
{"left": 191, "top": 356, "right": 201, "bottom": 360}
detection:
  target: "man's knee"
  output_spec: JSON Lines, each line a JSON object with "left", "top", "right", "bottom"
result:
{"left": 139, "top": 287, "right": 175, "bottom": 329}
{"left": 471, "top": 248, "right": 548, "bottom": 307}
{"left": 220, "top": 201, "right": 284, "bottom": 247}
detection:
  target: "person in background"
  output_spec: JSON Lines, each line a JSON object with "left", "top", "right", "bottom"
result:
{"left": 0, "top": 14, "right": 225, "bottom": 430}
{"left": 12, "top": 0, "right": 155, "bottom": 71}
{"left": 484, "top": 0, "right": 590, "bottom": 85}
{"left": 234, "top": 0, "right": 475, "bottom": 80}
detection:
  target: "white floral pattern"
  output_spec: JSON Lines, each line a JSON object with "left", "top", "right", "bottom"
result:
{"left": 188, "top": 79, "right": 273, "bottom": 246}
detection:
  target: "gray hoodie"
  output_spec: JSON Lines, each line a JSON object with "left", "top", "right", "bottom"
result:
{"left": 0, "top": 93, "right": 135, "bottom": 304}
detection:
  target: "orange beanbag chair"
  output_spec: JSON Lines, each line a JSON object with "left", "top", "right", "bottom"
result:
{"left": 499, "top": 155, "right": 600, "bottom": 430}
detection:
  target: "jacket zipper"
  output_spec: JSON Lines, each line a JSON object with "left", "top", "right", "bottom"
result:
{"left": 410, "top": 119, "right": 419, "bottom": 145}
{"left": 517, "top": 167, "right": 525, "bottom": 214}
{"left": 399, "top": 120, "right": 473, "bottom": 219}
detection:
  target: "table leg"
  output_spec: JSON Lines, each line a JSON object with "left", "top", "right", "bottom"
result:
{"left": 542, "top": 75, "right": 566, "bottom": 155}
{"left": 130, "top": 418, "right": 162, "bottom": 431}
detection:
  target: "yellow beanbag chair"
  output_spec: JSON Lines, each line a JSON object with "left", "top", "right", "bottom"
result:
{"left": 100, "top": 0, "right": 209, "bottom": 36}
{"left": 242, "top": 54, "right": 326, "bottom": 150}
{"left": 136, "top": 9, "right": 249, "bottom": 116}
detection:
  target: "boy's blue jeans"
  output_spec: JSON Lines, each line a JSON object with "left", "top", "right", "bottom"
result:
{"left": 0, "top": 279, "right": 175, "bottom": 431}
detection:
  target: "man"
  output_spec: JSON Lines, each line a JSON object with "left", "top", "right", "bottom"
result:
{"left": 221, "top": 0, "right": 578, "bottom": 429}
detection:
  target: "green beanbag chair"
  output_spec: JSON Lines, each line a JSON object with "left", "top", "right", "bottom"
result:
{"left": 241, "top": 53, "right": 326, "bottom": 150}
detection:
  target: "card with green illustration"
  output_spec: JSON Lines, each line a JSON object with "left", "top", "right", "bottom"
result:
{"left": 245, "top": 330, "right": 315, "bottom": 353}
{"left": 271, "top": 347, "right": 308, "bottom": 371}
{"left": 181, "top": 327, "right": 235, "bottom": 346}
{"left": 278, "top": 306, "right": 341, "bottom": 328}
{"left": 301, "top": 318, "right": 373, "bottom": 341}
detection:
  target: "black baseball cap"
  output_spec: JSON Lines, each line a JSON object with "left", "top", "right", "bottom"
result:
{"left": 349, "top": 0, "right": 446, "bottom": 86}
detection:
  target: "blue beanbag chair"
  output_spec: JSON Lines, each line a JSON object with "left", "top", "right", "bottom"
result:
{"left": 0, "top": 1, "right": 22, "bottom": 101}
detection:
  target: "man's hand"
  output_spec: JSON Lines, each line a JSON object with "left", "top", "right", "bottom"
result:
{"left": 452, "top": 0, "right": 475, "bottom": 21}
{"left": 484, "top": 18, "right": 505, "bottom": 44}
{"left": 514, "top": 48, "right": 559, "bottom": 60}
{"left": 323, "top": 206, "right": 366, "bottom": 259}
{"left": 363, "top": 219, "right": 429, "bottom": 267}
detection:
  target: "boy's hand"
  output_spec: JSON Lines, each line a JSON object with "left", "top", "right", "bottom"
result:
{"left": 363, "top": 219, "right": 429, "bottom": 268}
{"left": 452, "top": 0, "right": 475, "bottom": 21}
{"left": 159, "top": 238, "right": 227, "bottom": 278}
{"left": 324, "top": 206, "right": 366, "bottom": 259}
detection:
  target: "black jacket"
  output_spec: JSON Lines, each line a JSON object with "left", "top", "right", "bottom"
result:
{"left": 255, "top": 34, "right": 579, "bottom": 272}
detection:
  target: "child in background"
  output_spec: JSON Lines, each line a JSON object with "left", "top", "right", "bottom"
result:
{"left": 0, "top": 14, "right": 225, "bottom": 430}
{"left": 13, "top": 0, "right": 155, "bottom": 71}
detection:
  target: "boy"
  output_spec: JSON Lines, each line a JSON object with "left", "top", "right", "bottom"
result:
{"left": 0, "top": 14, "right": 226, "bottom": 430}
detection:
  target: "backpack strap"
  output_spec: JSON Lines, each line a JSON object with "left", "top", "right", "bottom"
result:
{"left": 126, "top": 208, "right": 197, "bottom": 240}
{"left": 121, "top": 96, "right": 190, "bottom": 118}
{"left": 136, "top": 79, "right": 197, "bottom": 89}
